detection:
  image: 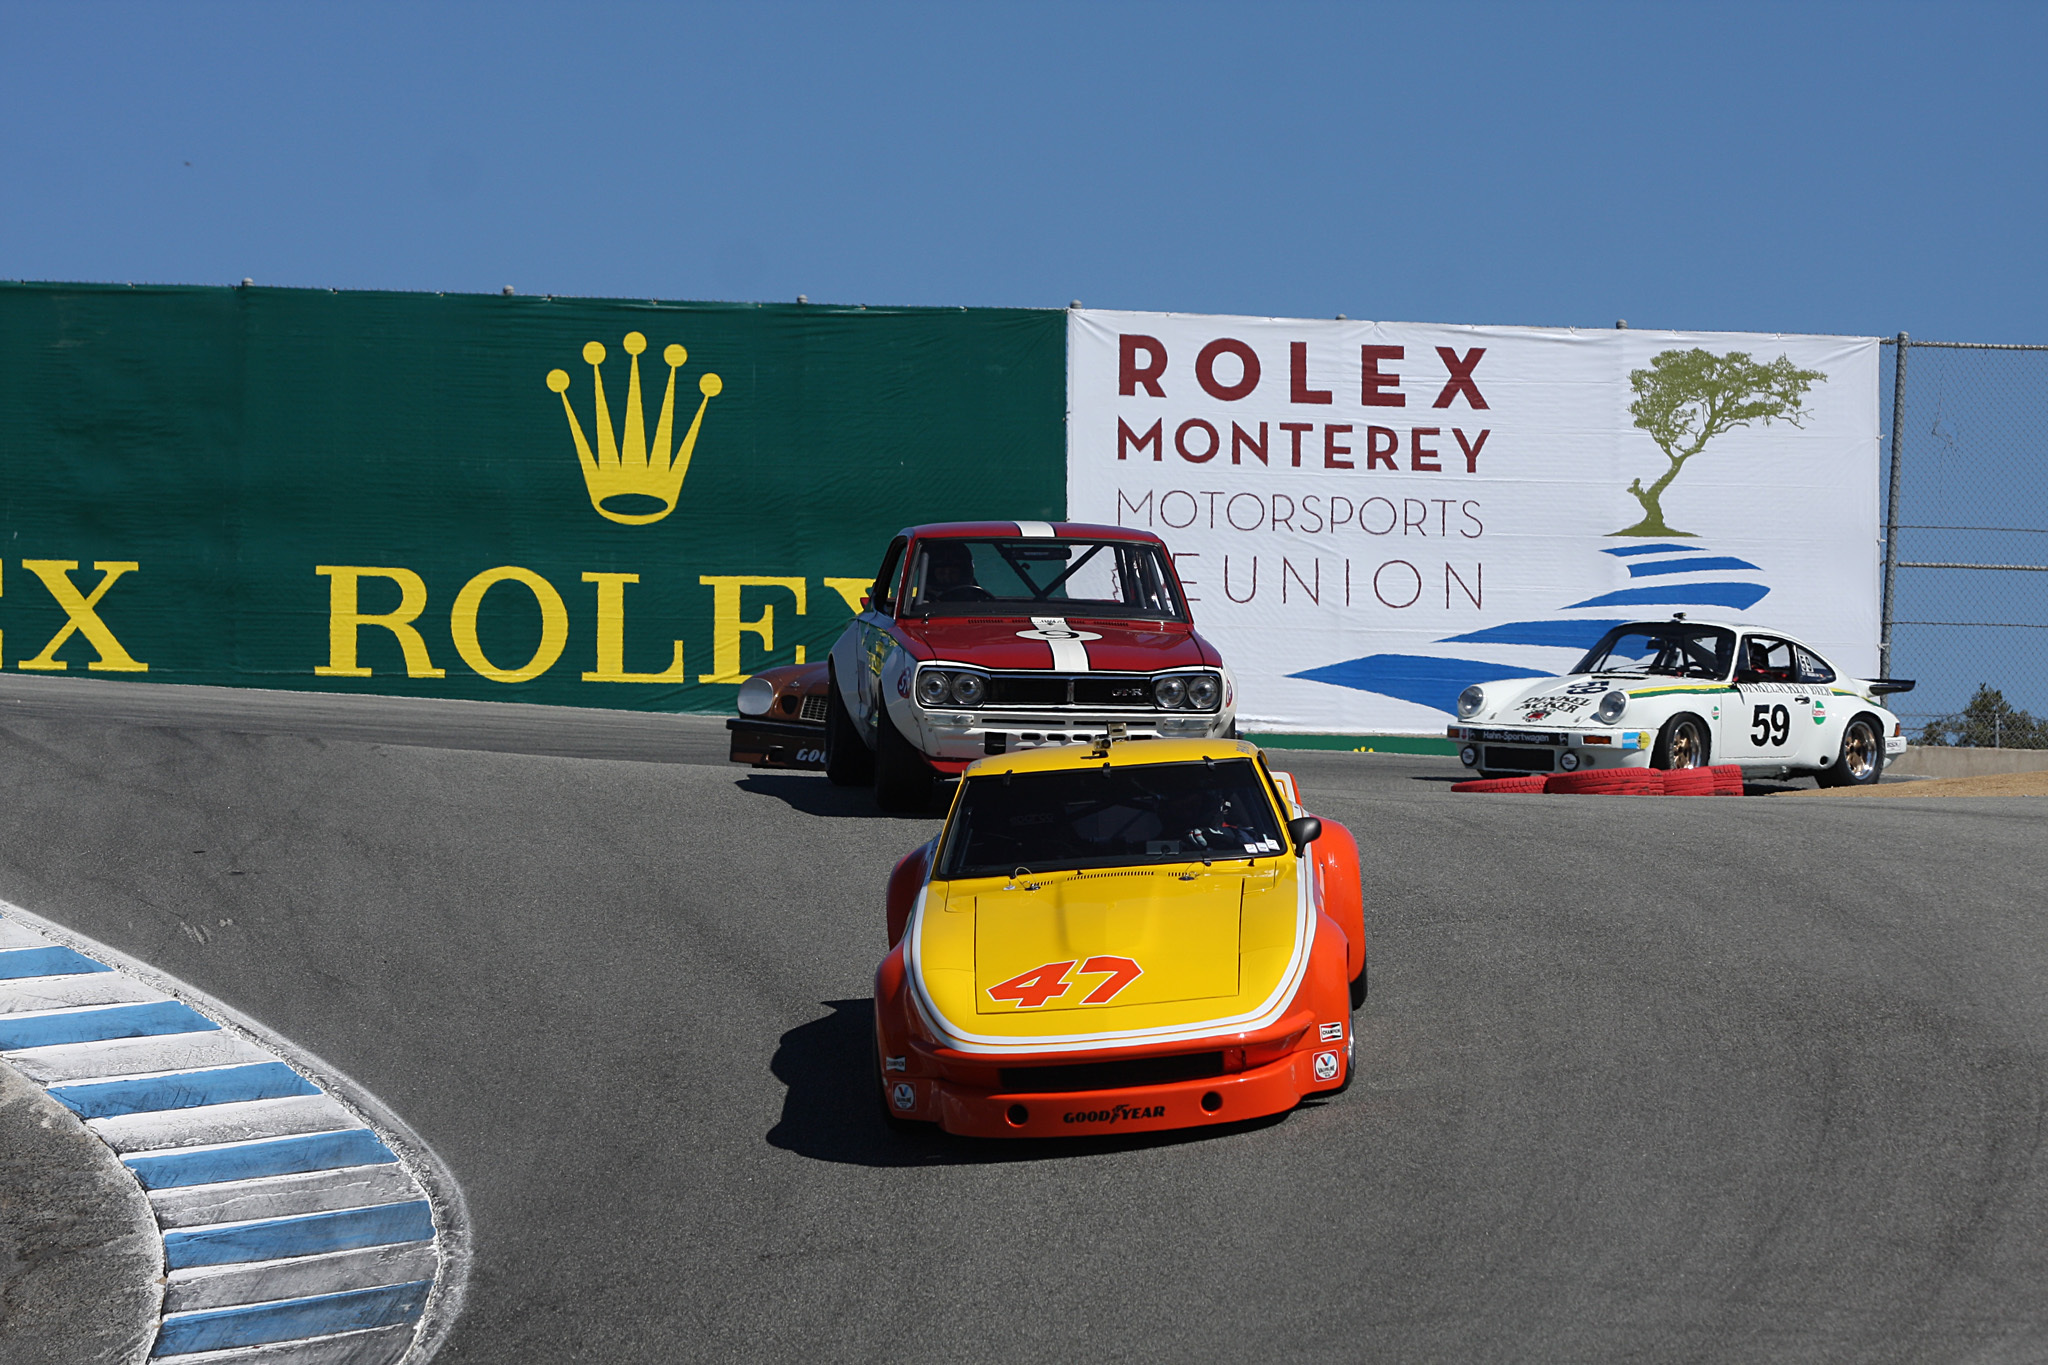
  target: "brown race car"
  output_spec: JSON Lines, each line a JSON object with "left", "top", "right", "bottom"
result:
{"left": 726, "top": 663, "right": 833, "bottom": 769}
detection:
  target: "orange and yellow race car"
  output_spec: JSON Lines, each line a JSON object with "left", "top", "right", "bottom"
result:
{"left": 873, "top": 736, "right": 1366, "bottom": 1139}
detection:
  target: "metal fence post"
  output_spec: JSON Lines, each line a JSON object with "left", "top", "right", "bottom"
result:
{"left": 1880, "top": 332, "right": 1909, "bottom": 678}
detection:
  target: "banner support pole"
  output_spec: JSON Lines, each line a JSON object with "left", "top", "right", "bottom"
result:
{"left": 1880, "top": 332, "right": 1908, "bottom": 680}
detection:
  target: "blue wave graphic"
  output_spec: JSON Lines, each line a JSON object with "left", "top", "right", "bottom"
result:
{"left": 1292, "top": 655, "right": 1550, "bottom": 714}
{"left": 1291, "top": 537, "right": 1775, "bottom": 714}
{"left": 1566, "top": 582, "right": 1768, "bottom": 611}
{"left": 1627, "top": 555, "right": 1760, "bottom": 578}
{"left": 1441, "top": 618, "right": 1626, "bottom": 649}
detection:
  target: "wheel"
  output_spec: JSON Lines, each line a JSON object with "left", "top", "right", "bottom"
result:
{"left": 1652, "top": 712, "right": 1710, "bottom": 770}
{"left": 874, "top": 705, "right": 938, "bottom": 812}
{"left": 1349, "top": 960, "right": 1368, "bottom": 1011}
{"left": 1816, "top": 714, "right": 1886, "bottom": 787}
{"left": 824, "top": 668, "right": 874, "bottom": 787}
{"left": 1328, "top": 1034, "right": 1357, "bottom": 1096}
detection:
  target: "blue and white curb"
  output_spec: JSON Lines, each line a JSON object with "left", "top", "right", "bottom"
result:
{"left": 0, "top": 901, "right": 468, "bottom": 1364}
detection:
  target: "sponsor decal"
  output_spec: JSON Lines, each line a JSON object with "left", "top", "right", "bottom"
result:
{"left": 1318, "top": 1022, "right": 1344, "bottom": 1042}
{"left": 1063, "top": 1103, "right": 1166, "bottom": 1125}
{"left": 1312, "top": 1050, "right": 1341, "bottom": 1082}
{"left": 1013, "top": 622, "right": 1103, "bottom": 644}
{"left": 883, "top": 1055, "right": 907, "bottom": 1072}
{"left": 1474, "top": 728, "right": 1566, "bottom": 745}
{"left": 890, "top": 1082, "right": 917, "bottom": 1111}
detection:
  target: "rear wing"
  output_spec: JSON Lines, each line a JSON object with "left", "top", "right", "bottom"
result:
{"left": 1870, "top": 679, "right": 1916, "bottom": 695}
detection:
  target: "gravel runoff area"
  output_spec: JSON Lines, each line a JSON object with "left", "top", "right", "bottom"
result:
{"left": 1784, "top": 769, "right": 2048, "bottom": 798}
{"left": 0, "top": 673, "right": 2045, "bottom": 1363}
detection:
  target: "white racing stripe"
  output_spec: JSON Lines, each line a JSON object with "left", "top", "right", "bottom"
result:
{"left": 1027, "top": 617, "right": 1093, "bottom": 672}
{"left": 1012, "top": 521, "right": 1056, "bottom": 538}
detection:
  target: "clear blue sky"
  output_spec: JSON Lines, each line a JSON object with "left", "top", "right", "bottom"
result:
{"left": 5, "top": 1, "right": 2045, "bottom": 343}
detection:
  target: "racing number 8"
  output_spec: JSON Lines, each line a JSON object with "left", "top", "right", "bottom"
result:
{"left": 1750, "top": 704, "right": 1791, "bottom": 747}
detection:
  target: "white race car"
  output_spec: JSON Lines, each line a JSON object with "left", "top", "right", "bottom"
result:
{"left": 1445, "top": 617, "right": 1913, "bottom": 787}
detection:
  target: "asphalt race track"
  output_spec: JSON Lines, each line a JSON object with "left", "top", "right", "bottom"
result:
{"left": 4, "top": 676, "right": 2048, "bottom": 1364}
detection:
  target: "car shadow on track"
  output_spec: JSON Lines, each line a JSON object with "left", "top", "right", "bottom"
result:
{"left": 735, "top": 773, "right": 950, "bottom": 821}
{"left": 766, "top": 999, "right": 1287, "bottom": 1167}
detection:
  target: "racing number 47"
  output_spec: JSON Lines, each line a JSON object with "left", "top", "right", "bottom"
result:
{"left": 986, "top": 956, "right": 1144, "bottom": 1008}
{"left": 1750, "top": 704, "right": 1791, "bottom": 747}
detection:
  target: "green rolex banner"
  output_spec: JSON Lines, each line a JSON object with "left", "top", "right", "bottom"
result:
{"left": 0, "top": 283, "right": 1065, "bottom": 710}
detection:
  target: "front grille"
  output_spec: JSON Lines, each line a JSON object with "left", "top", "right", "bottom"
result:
{"left": 1484, "top": 745, "right": 1556, "bottom": 772}
{"left": 997, "top": 1051, "right": 1226, "bottom": 1094}
{"left": 1071, "top": 677, "right": 1159, "bottom": 708}
{"left": 986, "top": 676, "right": 1070, "bottom": 706}
{"left": 798, "top": 694, "right": 829, "bottom": 723}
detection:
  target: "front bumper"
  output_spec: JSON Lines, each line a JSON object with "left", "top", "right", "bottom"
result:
{"left": 907, "top": 709, "right": 1233, "bottom": 760}
{"left": 893, "top": 1044, "right": 1346, "bottom": 1138}
{"left": 1445, "top": 723, "right": 1655, "bottom": 773}
{"left": 726, "top": 717, "right": 827, "bottom": 769}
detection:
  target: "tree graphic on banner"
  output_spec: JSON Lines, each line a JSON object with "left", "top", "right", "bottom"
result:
{"left": 1619, "top": 348, "right": 1826, "bottom": 537}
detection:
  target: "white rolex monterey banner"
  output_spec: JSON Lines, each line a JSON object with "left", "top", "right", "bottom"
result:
{"left": 1066, "top": 310, "right": 1881, "bottom": 734}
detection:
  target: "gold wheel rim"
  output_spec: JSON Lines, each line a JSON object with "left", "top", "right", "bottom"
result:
{"left": 1844, "top": 723, "right": 1876, "bottom": 780}
{"left": 1671, "top": 722, "right": 1704, "bottom": 768}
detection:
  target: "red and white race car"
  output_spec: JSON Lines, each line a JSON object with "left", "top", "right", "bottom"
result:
{"left": 731, "top": 521, "right": 1237, "bottom": 811}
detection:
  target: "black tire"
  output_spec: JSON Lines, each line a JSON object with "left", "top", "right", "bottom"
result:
{"left": 824, "top": 666, "right": 874, "bottom": 787}
{"left": 1816, "top": 713, "right": 1886, "bottom": 788}
{"left": 1328, "top": 1035, "right": 1357, "bottom": 1096}
{"left": 1652, "top": 712, "right": 1710, "bottom": 770}
{"left": 874, "top": 705, "right": 937, "bottom": 812}
{"left": 1349, "top": 960, "right": 1368, "bottom": 1012}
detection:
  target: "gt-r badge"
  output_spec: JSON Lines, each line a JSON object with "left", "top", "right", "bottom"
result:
{"left": 1312, "top": 1051, "right": 1341, "bottom": 1082}
{"left": 1318, "top": 1022, "right": 1344, "bottom": 1042}
{"left": 891, "top": 1082, "right": 917, "bottom": 1111}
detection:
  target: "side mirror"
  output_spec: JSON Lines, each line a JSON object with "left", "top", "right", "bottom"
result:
{"left": 1286, "top": 816, "right": 1322, "bottom": 854}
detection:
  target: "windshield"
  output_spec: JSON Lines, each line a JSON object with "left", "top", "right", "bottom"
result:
{"left": 905, "top": 538, "right": 1186, "bottom": 620}
{"left": 1572, "top": 623, "right": 1735, "bottom": 680}
{"left": 938, "top": 758, "right": 1287, "bottom": 878}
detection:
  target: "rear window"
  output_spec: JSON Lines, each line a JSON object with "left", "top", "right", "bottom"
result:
{"left": 939, "top": 758, "right": 1286, "bottom": 878}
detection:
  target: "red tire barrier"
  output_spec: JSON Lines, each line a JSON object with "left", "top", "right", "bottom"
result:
{"left": 1450, "top": 775, "right": 1551, "bottom": 794}
{"left": 1710, "top": 764, "right": 1746, "bottom": 796}
{"left": 1660, "top": 767, "right": 1721, "bottom": 796}
{"left": 1544, "top": 767, "right": 1666, "bottom": 795}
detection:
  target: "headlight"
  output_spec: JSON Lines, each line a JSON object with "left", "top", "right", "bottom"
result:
{"left": 1185, "top": 674, "right": 1221, "bottom": 710}
{"left": 1154, "top": 676, "right": 1188, "bottom": 709}
{"left": 1596, "top": 690, "right": 1628, "bottom": 724}
{"left": 1457, "top": 685, "right": 1486, "bottom": 719}
{"left": 915, "top": 670, "right": 951, "bottom": 706}
{"left": 736, "top": 676, "right": 776, "bottom": 717}
{"left": 950, "top": 673, "right": 986, "bottom": 706}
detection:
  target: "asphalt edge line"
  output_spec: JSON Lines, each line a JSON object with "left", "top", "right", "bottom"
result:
{"left": 0, "top": 897, "right": 472, "bottom": 1364}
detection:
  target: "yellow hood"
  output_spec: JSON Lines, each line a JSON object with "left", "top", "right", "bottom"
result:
{"left": 910, "top": 860, "right": 1310, "bottom": 1052}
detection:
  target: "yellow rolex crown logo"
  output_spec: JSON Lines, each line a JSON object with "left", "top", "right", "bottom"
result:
{"left": 547, "top": 332, "right": 722, "bottom": 526}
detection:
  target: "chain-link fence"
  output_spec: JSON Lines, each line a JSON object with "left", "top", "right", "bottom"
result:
{"left": 1880, "top": 336, "right": 2048, "bottom": 747}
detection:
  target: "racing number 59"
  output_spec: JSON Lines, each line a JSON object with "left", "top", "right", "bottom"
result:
{"left": 1750, "top": 704, "right": 1791, "bottom": 746}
